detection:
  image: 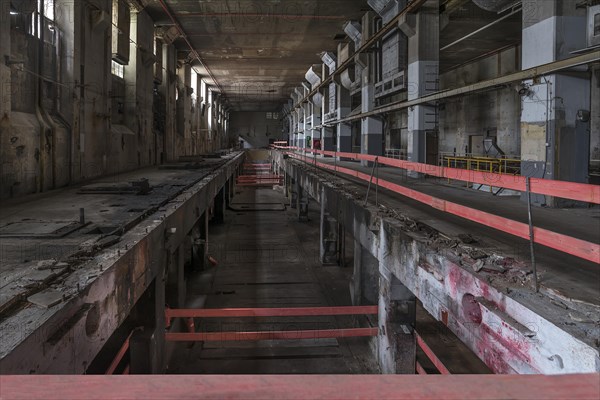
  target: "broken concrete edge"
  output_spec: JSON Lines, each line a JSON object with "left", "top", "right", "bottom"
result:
{"left": 0, "top": 153, "right": 245, "bottom": 374}
{"left": 274, "top": 152, "right": 600, "bottom": 374}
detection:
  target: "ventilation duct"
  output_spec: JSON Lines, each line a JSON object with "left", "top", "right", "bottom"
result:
{"left": 321, "top": 52, "right": 337, "bottom": 73}
{"left": 343, "top": 21, "right": 362, "bottom": 47}
{"left": 367, "top": 0, "right": 393, "bottom": 15}
{"left": 305, "top": 66, "right": 322, "bottom": 89}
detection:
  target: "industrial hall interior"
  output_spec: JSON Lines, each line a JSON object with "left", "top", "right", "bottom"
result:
{"left": 0, "top": 0, "right": 599, "bottom": 399}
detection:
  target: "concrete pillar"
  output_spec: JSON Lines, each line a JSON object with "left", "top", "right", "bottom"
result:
{"left": 0, "top": 0, "right": 10, "bottom": 121}
{"left": 361, "top": 39, "right": 383, "bottom": 164}
{"left": 296, "top": 180, "right": 309, "bottom": 221}
{"left": 130, "top": 270, "right": 166, "bottom": 374}
{"left": 351, "top": 242, "right": 379, "bottom": 306}
{"left": 165, "top": 246, "right": 186, "bottom": 309}
{"left": 520, "top": 0, "right": 590, "bottom": 206}
{"left": 320, "top": 192, "right": 339, "bottom": 265}
{"left": 337, "top": 81, "right": 352, "bottom": 154}
{"left": 224, "top": 178, "right": 232, "bottom": 208}
{"left": 290, "top": 177, "right": 298, "bottom": 209}
{"left": 378, "top": 269, "right": 417, "bottom": 374}
{"left": 322, "top": 126, "right": 335, "bottom": 152}
{"left": 192, "top": 211, "right": 208, "bottom": 271}
{"left": 404, "top": 0, "right": 439, "bottom": 173}
{"left": 213, "top": 187, "right": 225, "bottom": 223}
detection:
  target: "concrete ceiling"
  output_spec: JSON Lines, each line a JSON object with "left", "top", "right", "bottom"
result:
{"left": 146, "top": 1, "right": 522, "bottom": 112}
{"left": 440, "top": 1, "right": 522, "bottom": 71}
{"left": 147, "top": 0, "right": 371, "bottom": 112}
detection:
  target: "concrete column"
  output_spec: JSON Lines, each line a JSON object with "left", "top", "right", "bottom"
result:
{"left": 351, "top": 242, "right": 379, "bottom": 306}
{"left": 378, "top": 269, "right": 417, "bottom": 374}
{"left": 296, "top": 180, "right": 309, "bottom": 221}
{"left": 320, "top": 192, "right": 339, "bottom": 265}
{"left": 337, "top": 83, "right": 352, "bottom": 154}
{"left": 404, "top": 0, "right": 439, "bottom": 173}
{"left": 0, "top": 0, "right": 10, "bottom": 121}
{"left": 361, "top": 50, "right": 383, "bottom": 165}
{"left": 520, "top": 0, "right": 590, "bottom": 206}
{"left": 224, "top": 179, "right": 231, "bottom": 208}
{"left": 213, "top": 187, "right": 225, "bottom": 223}
{"left": 130, "top": 269, "right": 166, "bottom": 374}
{"left": 289, "top": 177, "right": 298, "bottom": 209}
{"left": 322, "top": 126, "right": 335, "bottom": 153}
{"left": 165, "top": 246, "right": 186, "bottom": 309}
{"left": 192, "top": 211, "right": 208, "bottom": 270}
{"left": 351, "top": 239, "right": 362, "bottom": 305}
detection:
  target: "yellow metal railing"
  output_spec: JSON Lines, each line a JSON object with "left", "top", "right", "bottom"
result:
{"left": 441, "top": 154, "right": 521, "bottom": 192}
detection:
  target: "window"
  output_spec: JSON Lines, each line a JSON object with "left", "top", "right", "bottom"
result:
{"left": 42, "top": 0, "right": 54, "bottom": 21}
{"left": 111, "top": 60, "right": 124, "bottom": 78}
{"left": 595, "top": 13, "right": 600, "bottom": 36}
{"left": 191, "top": 72, "right": 198, "bottom": 104}
{"left": 112, "top": 0, "right": 131, "bottom": 64}
{"left": 266, "top": 112, "right": 279, "bottom": 120}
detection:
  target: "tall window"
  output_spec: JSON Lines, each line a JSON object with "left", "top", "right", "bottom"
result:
{"left": 112, "top": 0, "right": 130, "bottom": 65}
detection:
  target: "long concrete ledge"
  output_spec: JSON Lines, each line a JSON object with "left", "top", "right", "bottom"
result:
{"left": 0, "top": 153, "right": 244, "bottom": 373}
{"left": 275, "top": 152, "right": 600, "bottom": 374}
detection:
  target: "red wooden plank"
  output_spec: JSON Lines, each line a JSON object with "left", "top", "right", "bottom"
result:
{"left": 416, "top": 332, "right": 451, "bottom": 375}
{"left": 288, "top": 153, "right": 600, "bottom": 264}
{"left": 166, "top": 305, "right": 378, "bottom": 318}
{"left": 165, "top": 327, "right": 378, "bottom": 342}
{"left": 2, "top": 374, "right": 599, "bottom": 400}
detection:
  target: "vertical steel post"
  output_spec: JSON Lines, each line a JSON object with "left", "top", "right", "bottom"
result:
{"left": 526, "top": 177, "right": 539, "bottom": 292}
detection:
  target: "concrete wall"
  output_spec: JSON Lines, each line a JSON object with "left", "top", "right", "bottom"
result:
{"left": 0, "top": 2, "right": 226, "bottom": 200}
{"left": 230, "top": 111, "right": 283, "bottom": 148}
{"left": 439, "top": 46, "right": 521, "bottom": 157}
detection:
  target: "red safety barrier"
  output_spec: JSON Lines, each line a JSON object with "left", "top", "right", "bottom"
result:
{"left": 165, "top": 306, "right": 378, "bottom": 342}
{"left": 416, "top": 332, "right": 451, "bottom": 375}
{"left": 275, "top": 146, "right": 600, "bottom": 204}
{"left": 166, "top": 305, "right": 378, "bottom": 320}
{"left": 416, "top": 361, "right": 427, "bottom": 375}
{"left": 166, "top": 327, "right": 378, "bottom": 342}
{"left": 2, "top": 374, "right": 598, "bottom": 399}
{"left": 243, "top": 163, "right": 272, "bottom": 168}
{"left": 236, "top": 174, "right": 283, "bottom": 186}
{"left": 105, "top": 331, "right": 135, "bottom": 375}
{"left": 285, "top": 151, "right": 600, "bottom": 264}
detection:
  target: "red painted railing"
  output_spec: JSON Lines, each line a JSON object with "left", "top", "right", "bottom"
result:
{"left": 105, "top": 331, "right": 136, "bottom": 375}
{"left": 416, "top": 331, "right": 450, "bottom": 375}
{"left": 3, "top": 374, "right": 599, "bottom": 399}
{"left": 277, "top": 146, "right": 600, "bottom": 204}
{"left": 275, "top": 148, "right": 600, "bottom": 264}
{"left": 165, "top": 306, "right": 378, "bottom": 342}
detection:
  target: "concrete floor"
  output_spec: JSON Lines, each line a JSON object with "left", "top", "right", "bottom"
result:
{"left": 166, "top": 184, "right": 489, "bottom": 374}
{"left": 167, "top": 186, "right": 379, "bottom": 374}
